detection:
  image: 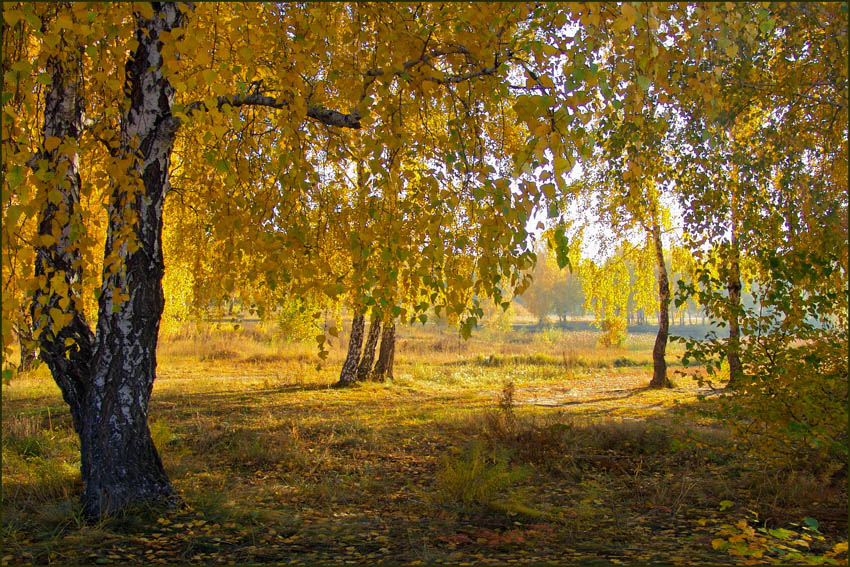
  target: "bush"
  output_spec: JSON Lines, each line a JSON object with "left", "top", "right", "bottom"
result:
{"left": 698, "top": 329, "right": 849, "bottom": 472}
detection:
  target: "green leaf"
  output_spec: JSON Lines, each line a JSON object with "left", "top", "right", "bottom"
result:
{"left": 719, "top": 500, "right": 734, "bottom": 511}
{"left": 768, "top": 528, "right": 794, "bottom": 540}
{"left": 636, "top": 75, "right": 652, "bottom": 91}
{"left": 7, "top": 166, "right": 24, "bottom": 188}
{"left": 552, "top": 224, "right": 571, "bottom": 270}
{"left": 803, "top": 518, "right": 820, "bottom": 531}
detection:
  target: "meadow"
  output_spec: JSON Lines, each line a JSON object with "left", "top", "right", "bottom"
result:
{"left": 2, "top": 321, "right": 847, "bottom": 565}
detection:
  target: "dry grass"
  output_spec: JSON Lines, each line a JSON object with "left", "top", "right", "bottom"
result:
{"left": 2, "top": 322, "right": 845, "bottom": 565}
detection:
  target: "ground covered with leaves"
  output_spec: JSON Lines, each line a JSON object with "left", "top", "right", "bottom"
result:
{"left": 3, "top": 326, "right": 847, "bottom": 565}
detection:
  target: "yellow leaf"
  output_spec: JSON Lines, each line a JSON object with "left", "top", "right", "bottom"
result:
{"left": 49, "top": 307, "right": 64, "bottom": 323}
{"left": 620, "top": 3, "right": 637, "bottom": 28}
{"left": 55, "top": 15, "right": 74, "bottom": 30}
{"left": 135, "top": 2, "right": 154, "bottom": 19}
{"left": 44, "top": 137, "right": 62, "bottom": 152}
{"left": 3, "top": 10, "right": 22, "bottom": 26}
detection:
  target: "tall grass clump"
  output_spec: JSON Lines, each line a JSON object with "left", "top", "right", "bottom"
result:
{"left": 433, "top": 441, "right": 528, "bottom": 514}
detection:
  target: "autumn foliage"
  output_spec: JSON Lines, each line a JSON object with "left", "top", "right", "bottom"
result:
{"left": 1, "top": 4, "right": 846, "bottom": 560}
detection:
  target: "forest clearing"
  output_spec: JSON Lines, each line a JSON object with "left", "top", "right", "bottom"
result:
{"left": 3, "top": 322, "right": 847, "bottom": 565}
{"left": 2, "top": 2, "right": 847, "bottom": 565}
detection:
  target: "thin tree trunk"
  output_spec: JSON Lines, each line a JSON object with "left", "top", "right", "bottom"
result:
{"left": 17, "top": 332, "right": 38, "bottom": 372}
{"left": 31, "top": 5, "right": 185, "bottom": 518}
{"left": 726, "top": 211, "right": 744, "bottom": 390}
{"left": 13, "top": 307, "right": 38, "bottom": 372}
{"left": 355, "top": 315, "right": 381, "bottom": 381}
{"left": 337, "top": 313, "right": 366, "bottom": 386}
{"left": 372, "top": 321, "right": 396, "bottom": 380}
{"left": 649, "top": 218, "right": 672, "bottom": 389}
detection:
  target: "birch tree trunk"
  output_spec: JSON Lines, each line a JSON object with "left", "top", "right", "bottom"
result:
{"left": 372, "top": 321, "right": 396, "bottom": 381}
{"left": 649, "top": 218, "right": 672, "bottom": 389}
{"left": 726, "top": 208, "right": 744, "bottom": 390}
{"left": 31, "top": 4, "right": 186, "bottom": 518}
{"left": 355, "top": 316, "right": 381, "bottom": 381}
{"left": 337, "top": 313, "right": 366, "bottom": 386}
{"left": 32, "top": 50, "right": 97, "bottom": 435}
{"left": 79, "top": 4, "right": 186, "bottom": 517}
{"left": 13, "top": 307, "right": 38, "bottom": 372}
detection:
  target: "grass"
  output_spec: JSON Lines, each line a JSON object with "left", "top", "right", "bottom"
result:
{"left": 2, "top": 322, "right": 847, "bottom": 565}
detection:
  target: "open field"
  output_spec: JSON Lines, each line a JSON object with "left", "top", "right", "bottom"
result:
{"left": 3, "top": 324, "right": 847, "bottom": 565}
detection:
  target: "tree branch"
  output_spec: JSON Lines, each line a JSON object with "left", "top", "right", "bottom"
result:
{"left": 730, "top": 79, "right": 846, "bottom": 109}
{"left": 184, "top": 94, "right": 362, "bottom": 129}
{"left": 185, "top": 41, "right": 511, "bottom": 130}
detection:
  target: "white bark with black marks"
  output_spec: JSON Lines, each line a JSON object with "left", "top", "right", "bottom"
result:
{"left": 31, "top": 3, "right": 187, "bottom": 518}
{"left": 31, "top": 49, "right": 96, "bottom": 437}
{"left": 649, "top": 218, "right": 672, "bottom": 389}
{"left": 78, "top": 3, "right": 188, "bottom": 517}
{"left": 355, "top": 316, "right": 382, "bottom": 382}
{"left": 337, "top": 313, "right": 366, "bottom": 387}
